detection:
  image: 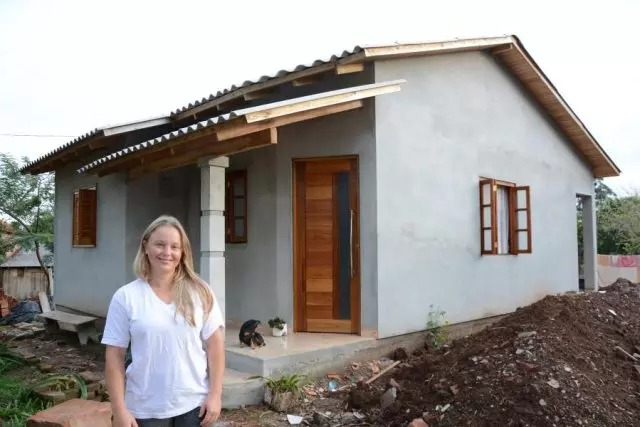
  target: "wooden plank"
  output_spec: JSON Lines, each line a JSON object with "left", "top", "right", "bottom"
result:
{"left": 292, "top": 75, "right": 322, "bottom": 87}
{"left": 243, "top": 88, "right": 277, "bottom": 101}
{"left": 360, "top": 37, "right": 514, "bottom": 60}
{"left": 305, "top": 276, "right": 333, "bottom": 293}
{"left": 173, "top": 62, "right": 336, "bottom": 121}
{"left": 128, "top": 129, "right": 277, "bottom": 180}
{"left": 336, "top": 63, "right": 364, "bottom": 75}
{"left": 306, "top": 292, "right": 333, "bottom": 305}
{"left": 215, "top": 100, "right": 363, "bottom": 141}
{"left": 243, "top": 84, "right": 400, "bottom": 123}
{"left": 306, "top": 305, "right": 333, "bottom": 319}
{"left": 306, "top": 319, "right": 351, "bottom": 333}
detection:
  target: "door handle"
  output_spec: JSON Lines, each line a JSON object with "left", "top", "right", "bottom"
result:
{"left": 350, "top": 209, "right": 354, "bottom": 279}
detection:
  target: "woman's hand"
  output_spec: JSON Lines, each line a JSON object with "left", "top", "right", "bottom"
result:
{"left": 199, "top": 392, "right": 222, "bottom": 426}
{"left": 112, "top": 407, "right": 138, "bottom": 427}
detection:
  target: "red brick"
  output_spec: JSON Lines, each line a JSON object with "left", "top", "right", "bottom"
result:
{"left": 27, "top": 399, "right": 111, "bottom": 427}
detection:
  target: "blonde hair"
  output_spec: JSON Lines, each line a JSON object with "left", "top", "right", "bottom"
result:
{"left": 133, "top": 215, "right": 213, "bottom": 326}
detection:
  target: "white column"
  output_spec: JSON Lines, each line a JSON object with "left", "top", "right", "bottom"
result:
{"left": 198, "top": 156, "right": 229, "bottom": 319}
{"left": 582, "top": 195, "right": 598, "bottom": 291}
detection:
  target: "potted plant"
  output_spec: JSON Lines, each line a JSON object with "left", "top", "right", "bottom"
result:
{"left": 268, "top": 317, "right": 287, "bottom": 337}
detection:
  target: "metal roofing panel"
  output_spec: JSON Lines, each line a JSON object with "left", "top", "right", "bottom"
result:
{"left": 20, "top": 115, "right": 171, "bottom": 174}
{"left": 170, "top": 46, "right": 365, "bottom": 116}
{"left": 78, "top": 81, "right": 403, "bottom": 174}
{"left": 0, "top": 249, "right": 52, "bottom": 268}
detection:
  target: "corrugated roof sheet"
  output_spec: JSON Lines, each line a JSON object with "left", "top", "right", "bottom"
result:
{"left": 170, "top": 46, "right": 365, "bottom": 116}
{"left": 76, "top": 113, "right": 238, "bottom": 173}
{"left": 20, "top": 115, "right": 170, "bottom": 174}
{"left": 78, "top": 81, "right": 402, "bottom": 174}
{"left": 1, "top": 249, "right": 52, "bottom": 268}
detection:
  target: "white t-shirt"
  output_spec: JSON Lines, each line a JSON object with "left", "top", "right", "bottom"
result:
{"left": 101, "top": 278, "right": 224, "bottom": 419}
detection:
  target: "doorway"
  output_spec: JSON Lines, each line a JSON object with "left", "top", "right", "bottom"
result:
{"left": 293, "top": 157, "right": 360, "bottom": 334}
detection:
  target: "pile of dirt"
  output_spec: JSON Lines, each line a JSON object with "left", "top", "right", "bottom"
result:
{"left": 349, "top": 279, "right": 640, "bottom": 426}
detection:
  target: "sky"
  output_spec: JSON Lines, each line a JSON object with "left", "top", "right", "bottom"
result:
{"left": 0, "top": 0, "right": 638, "bottom": 194}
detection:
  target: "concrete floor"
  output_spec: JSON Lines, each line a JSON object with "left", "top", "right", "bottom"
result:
{"left": 225, "top": 328, "right": 374, "bottom": 360}
{"left": 221, "top": 329, "right": 376, "bottom": 407}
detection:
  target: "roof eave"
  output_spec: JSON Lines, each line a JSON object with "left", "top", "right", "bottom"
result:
{"left": 20, "top": 116, "right": 171, "bottom": 175}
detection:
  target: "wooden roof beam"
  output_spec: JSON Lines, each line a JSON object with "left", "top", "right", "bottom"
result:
{"left": 336, "top": 63, "right": 364, "bottom": 75}
{"left": 243, "top": 88, "right": 278, "bottom": 101}
{"left": 128, "top": 128, "right": 277, "bottom": 180}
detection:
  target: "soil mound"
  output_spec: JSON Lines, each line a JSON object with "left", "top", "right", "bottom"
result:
{"left": 355, "top": 278, "right": 640, "bottom": 426}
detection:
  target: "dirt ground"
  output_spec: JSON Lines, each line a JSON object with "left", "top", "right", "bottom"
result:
{"left": 345, "top": 278, "right": 640, "bottom": 426}
{"left": 4, "top": 278, "right": 640, "bottom": 426}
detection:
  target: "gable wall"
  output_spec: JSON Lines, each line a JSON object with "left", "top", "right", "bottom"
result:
{"left": 373, "top": 51, "right": 594, "bottom": 338}
{"left": 53, "top": 167, "right": 127, "bottom": 316}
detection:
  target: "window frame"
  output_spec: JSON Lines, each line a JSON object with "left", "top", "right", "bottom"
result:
{"left": 72, "top": 186, "right": 97, "bottom": 248}
{"left": 225, "top": 170, "right": 248, "bottom": 244}
{"left": 479, "top": 178, "right": 531, "bottom": 255}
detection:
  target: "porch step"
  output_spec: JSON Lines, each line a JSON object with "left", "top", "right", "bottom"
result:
{"left": 225, "top": 331, "right": 376, "bottom": 378}
{"left": 222, "top": 368, "right": 264, "bottom": 409}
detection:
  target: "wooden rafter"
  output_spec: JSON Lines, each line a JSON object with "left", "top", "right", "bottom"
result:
{"left": 215, "top": 99, "right": 364, "bottom": 141}
{"left": 92, "top": 126, "right": 220, "bottom": 176}
{"left": 91, "top": 99, "right": 366, "bottom": 177}
{"left": 336, "top": 63, "right": 364, "bottom": 75}
{"left": 243, "top": 88, "right": 277, "bottom": 101}
{"left": 127, "top": 128, "right": 277, "bottom": 180}
{"left": 241, "top": 82, "right": 402, "bottom": 124}
{"left": 292, "top": 74, "right": 322, "bottom": 86}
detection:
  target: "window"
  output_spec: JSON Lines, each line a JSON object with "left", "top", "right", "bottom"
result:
{"left": 226, "top": 170, "right": 247, "bottom": 243}
{"left": 479, "top": 178, "right": 531, "bottom": 255}
{"left": 72, "top": 187, "right": 97, "bottom": 247}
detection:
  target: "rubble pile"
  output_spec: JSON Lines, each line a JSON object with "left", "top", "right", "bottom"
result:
{"left": 350, "top": 278, "right": 640, "bottom": 426}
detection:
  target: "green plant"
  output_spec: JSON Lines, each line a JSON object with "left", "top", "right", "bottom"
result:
{"left": 255, "top": 373, "right": 306, "bottom": 394}
{"left": 30, "top": 374, "right": 88, "bottom": 399}
{"left": 0, "top": 342, "right": 25, "bottom": 375}
{"left": 0, "top": 377, "right": 51, "bottom": 426}
{"left": 426, "top": 305, "right": 450, "bottom": 349}
{"left": 268, "top": 317, "right": 286, "bottom": 330}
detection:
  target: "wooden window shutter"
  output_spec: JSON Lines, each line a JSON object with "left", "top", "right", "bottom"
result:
{"left": 479, "top": 179, "right": 497, "bottom": 255}
{"left": 72, "top": 191, "right": 80, "bottom": 246}
{"left": 72, "top": 187, "right": 97, "bottom": 247}
{"left": 226, "top": 170, "right": 247, "bottom": 243}
{"left": 513, "top": 186, "right": 532, "bottom": 253}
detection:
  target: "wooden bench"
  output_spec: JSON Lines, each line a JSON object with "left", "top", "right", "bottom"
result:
{"left": 37, "top": 292, "right": 101, "bottom": 346}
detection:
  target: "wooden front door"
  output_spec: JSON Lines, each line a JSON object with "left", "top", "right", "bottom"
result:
{"left": 293, "top": 157, "right": 360, "bottom": 334}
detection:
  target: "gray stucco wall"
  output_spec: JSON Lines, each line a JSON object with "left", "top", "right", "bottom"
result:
{"left": 53, "top": 167, "right": 127, "bottom": 316}
{"left": 53, "top": 165, "right": 200, "bottom": 317}
{"left": 373, "top": 51, "right": 594, "bottom": 338}
{"left": 124, "top": 166, "right": 199, "bottom": 283}
{"left": 225, "top": 101, "right": 378, "bottom": 332}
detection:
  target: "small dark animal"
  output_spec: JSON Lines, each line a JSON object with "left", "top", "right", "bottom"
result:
{"left": 239, "top": 319, "right": 266, "bottom": 349}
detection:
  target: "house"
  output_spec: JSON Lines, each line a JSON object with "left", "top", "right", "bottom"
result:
{"left": 21, "top": 35, "right": 620, "bottom": 341}
{"left": 0, "top": 248, "right": 53, "bottom": 300}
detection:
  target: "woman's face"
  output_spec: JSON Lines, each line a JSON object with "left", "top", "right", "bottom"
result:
{"left": 144, "top": 225, "right": 182, "bottom": 276}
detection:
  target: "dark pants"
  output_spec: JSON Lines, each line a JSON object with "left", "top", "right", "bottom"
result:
{"left": 136, "top": 406, "right": 202, "bottom": 427}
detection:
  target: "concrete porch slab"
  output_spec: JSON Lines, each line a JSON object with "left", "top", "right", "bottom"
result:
{"left": 222, "top": 368, "right": 264, "bottom": 408}
{"left": 225, "top": 329, "right": 376, "bottom": 377}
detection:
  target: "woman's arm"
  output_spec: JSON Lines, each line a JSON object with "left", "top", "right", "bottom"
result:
{"left": 199, "top": 328, "right": 224, "bottom": 425}
{"left": 105, "top": 345, "right": 137, "bottom": 427}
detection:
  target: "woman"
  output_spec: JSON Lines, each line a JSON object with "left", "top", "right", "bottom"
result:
{"left": 102, "top": 215, "right": 225, "bottom": 427}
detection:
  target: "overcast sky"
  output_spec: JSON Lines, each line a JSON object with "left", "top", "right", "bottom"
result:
{"left": 1, "top": 0, "right": 638, "bottom": 193}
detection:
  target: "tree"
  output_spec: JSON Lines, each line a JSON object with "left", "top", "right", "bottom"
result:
{"left": 0, "top": 153, "right": 55, "bottom": 294}
{"left": 597, "top": 194, "right": 640, "bottom": 255}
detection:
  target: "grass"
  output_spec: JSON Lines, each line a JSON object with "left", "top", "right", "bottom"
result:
{"left": 0, "top": 341, "right": 87, "bottom": 426}
{"left": 0, "top": 342, "right": 25, "bottom": 375}
{"left": 0, "top": 376, "right": 51, "bottom": 427}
